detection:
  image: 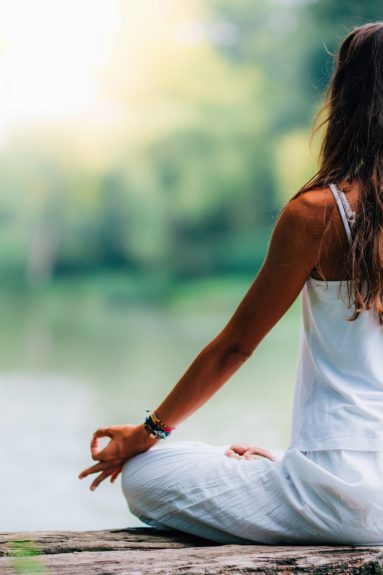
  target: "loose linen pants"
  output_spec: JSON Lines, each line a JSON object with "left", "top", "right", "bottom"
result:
{"left": 121, "top": 440, "right": 383, "bottom": 545}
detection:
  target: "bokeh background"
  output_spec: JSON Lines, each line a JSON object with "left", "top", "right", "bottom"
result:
{"left": 2, "top": 0, "right": 381, "bottom": 532}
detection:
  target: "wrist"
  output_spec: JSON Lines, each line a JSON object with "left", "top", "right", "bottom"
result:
{"left": 144, "top": 409, "right": 176, "bottom": 440}
{"left": 134, "top": 423, "right": 160, "bottom": 451}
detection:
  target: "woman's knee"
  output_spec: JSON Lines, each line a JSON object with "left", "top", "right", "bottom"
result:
{"left": 121, "top": 442, "right": 214, "bottom": 517}
{"left": 121, "top": 449, "right": 166, "bottom": 511}
{"left": 121, "top": 453, "right": 147, "bottom": 503}
{"left": 121, "top": 462, "right": 155, "bottom": 523}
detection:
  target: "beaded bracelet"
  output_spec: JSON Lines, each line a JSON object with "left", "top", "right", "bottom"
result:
{"left": 144, "top": 410, "right": 175, "bottom": 440}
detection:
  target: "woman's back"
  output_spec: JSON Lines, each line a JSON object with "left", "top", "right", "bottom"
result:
{"left": 310, "top": 182, "right": 361, "bottom": 281}
{"left": 119, "top": 180, "right": 383, "bottom": 546}
{"left": 291, "top": 182, "right": 383, "bottom": 449}
{"left": 83, "top": 21, "right": 383, "bottom": 547}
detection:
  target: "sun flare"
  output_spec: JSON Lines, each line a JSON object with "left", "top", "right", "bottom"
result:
{"left": 0, "top": 0, "right": 119, "bottom": 139}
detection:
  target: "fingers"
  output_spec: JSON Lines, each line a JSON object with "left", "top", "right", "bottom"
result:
{"left": 79, "top": 459, "right": 123, "bottom": 479}
{"left": 79, "top": 461, "right": 107, "bottom": 479}
{"left": 110, "top": 465, "right": 123, "bottom": 483}
{"left": 90, "top": 428, "right": 113, "bottom": 460}
{"left": 90, "top": 435, "right": 100, "bottom": 460}
{"left": 225, "top": 443, "right": 250, "bottom": 458}
{"left": 80, "top": 425, "right": 127, "bottom": 490}
{"left": 225, "top": 449, "right": 241, "bottom": 459}
{"left": 227, "top": 443, "right": 250, "bottom": 455}
{"left": 94, "top": 428, "right": 113, "bottom": 438}
{"left": 90, "top": 469, "right": 113, "bottom": 491}
{"left": 246, "top": 446, "right": 278, "bottom": 462}
{"left": 79, "top": 462, "right": 124, "bottom": 490}
{"left": 224, "top": 444, "right": 278, "bottom": 462}
{"left": 90, "top": 462, "right": 125, "bottom": 491}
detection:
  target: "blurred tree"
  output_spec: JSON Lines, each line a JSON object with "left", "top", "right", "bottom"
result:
{"left": 0, "top": 0, "right": 382, "bottom": 287}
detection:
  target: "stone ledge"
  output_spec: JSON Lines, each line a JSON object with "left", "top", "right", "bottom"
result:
{"left": 1, "top": 527, "right": 383, "bottom": 574}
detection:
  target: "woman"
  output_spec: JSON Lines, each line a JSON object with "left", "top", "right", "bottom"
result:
{"left": 79, "top": 22, "right": 383, "bottom": 545}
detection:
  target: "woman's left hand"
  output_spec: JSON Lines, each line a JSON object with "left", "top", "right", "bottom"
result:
{"left": 78, "top": 423, "right": 158, "bottom": 491}
{"left": 225, "top": 443, "right": 278, "bottom": 461}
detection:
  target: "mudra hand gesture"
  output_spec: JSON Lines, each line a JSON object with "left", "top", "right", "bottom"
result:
{"left": 78, "top": 423, "right": 158, "bottom": 491}
{"left": 225, "top": 443, "right": 278, "bottom": 461}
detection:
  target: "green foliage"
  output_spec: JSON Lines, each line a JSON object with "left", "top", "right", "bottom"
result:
{"left": 0, "top": 0, "right": 381, "bottom": 289}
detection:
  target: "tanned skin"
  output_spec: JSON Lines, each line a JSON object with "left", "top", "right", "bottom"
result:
{"left": 79, "top": 182, "right": 360, "bottom": 491}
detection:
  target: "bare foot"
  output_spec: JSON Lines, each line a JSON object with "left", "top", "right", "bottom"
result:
{"left": 224, "top": 443, "right": 278, "bottom": 462}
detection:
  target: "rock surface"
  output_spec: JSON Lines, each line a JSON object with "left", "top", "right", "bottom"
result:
{"left": 1, "top": 527, "right": 383, "bottom": 574}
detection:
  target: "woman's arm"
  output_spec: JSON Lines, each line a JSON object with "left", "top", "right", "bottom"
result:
{"left": 151, "top": 194, "right": 323, "bottom": 429}
{"left": 79, "top": 193, "right": 325, "bottom": 489}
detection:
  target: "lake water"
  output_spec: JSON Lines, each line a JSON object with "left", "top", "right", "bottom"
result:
{"left": 1, "top": 279, "right": 300, "bottom": 532}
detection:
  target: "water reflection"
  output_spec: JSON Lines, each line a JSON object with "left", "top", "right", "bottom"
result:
{"left": 1, "top": 287, "right": 300, "bottom": 531}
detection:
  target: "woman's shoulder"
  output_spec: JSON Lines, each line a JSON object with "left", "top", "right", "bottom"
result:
{"left": 286, "top": 186, "right": 335, "bottom": 213}
{"left": 278, "top": 186, "right": 336, "bottom": 237}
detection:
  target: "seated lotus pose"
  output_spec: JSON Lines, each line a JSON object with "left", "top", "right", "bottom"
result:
{"left": 79, "top": 22, "right": 383, "bottom": 545}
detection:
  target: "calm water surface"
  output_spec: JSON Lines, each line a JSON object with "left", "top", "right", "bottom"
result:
{"left": 1, "top": 282, "right": 300, "bottom": 532}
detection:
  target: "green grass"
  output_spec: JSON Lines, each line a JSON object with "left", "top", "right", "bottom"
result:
{"left": 8, "top": 540, "right": 49, "bottom": 575}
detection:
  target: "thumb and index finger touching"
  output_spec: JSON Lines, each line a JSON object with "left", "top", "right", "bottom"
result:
{"left": 91, "top": 428, "right": 114, "bottom": 460}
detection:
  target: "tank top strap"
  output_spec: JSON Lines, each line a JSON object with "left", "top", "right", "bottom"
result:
{"left": 329, "top": 183, "right": 356, "bottom": 245}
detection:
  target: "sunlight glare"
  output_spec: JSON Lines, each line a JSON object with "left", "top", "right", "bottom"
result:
{"left": 0, "top": 0, "right": 119, "bottom": 140}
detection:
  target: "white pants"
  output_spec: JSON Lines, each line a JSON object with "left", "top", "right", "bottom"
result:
{"left": 121, "top": 440, "right": 383, "bottom": 545}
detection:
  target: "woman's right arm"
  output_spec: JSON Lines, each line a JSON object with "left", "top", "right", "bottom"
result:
{"left": 149, "top": 192, "right": 326, "bottom": 429}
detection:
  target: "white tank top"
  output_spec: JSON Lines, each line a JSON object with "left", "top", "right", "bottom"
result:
{"left": 290, "top": 183, "right": 383, "bottom": 451}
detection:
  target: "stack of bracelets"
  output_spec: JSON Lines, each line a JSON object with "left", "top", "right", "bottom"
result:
{"left": 144, "top": 410, "right": 175, "bottom": 440}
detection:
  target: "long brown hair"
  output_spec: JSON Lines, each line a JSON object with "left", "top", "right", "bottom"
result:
{"left": 291, "top": 22, "right": 383, "bottom": 323}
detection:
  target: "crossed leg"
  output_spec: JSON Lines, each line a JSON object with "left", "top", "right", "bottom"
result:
{"left": 121, "top": 440, "right": 285, "bottom": 544}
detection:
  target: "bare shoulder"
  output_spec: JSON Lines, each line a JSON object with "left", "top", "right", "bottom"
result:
{"left": 278, "top": 187, "right": 336, "bottom": 238}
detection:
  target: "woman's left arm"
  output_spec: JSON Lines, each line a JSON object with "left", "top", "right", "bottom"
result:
{"left": 79, "top": 194, "right": 324, "bottom": 489}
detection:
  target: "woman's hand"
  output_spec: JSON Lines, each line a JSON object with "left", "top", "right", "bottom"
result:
{"left": 78, "top": 423, "right": 158, "bottom": 491}
{"left": 224, "top": 443, "right": 278, "bottom": 461}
